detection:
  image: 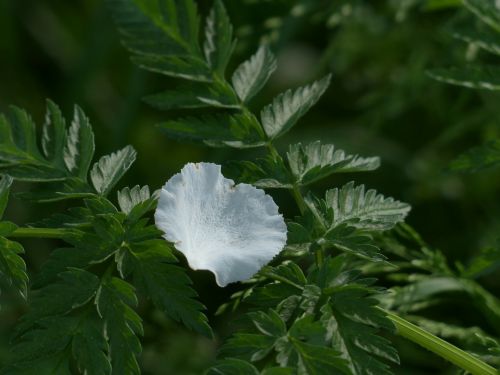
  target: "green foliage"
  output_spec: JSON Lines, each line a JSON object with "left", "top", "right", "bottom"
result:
{"left": 2, "top": 0, "right": 498, "bottom": 374}
{"left": 287, "top": 142, "right": 380, "bottom": 186}
{"left": 232, "top": 46, "right": 277, "bottom": 103}
{"left": 217, "top": 257, "right": 398, "bottom": 375}
{"left": 0, "top": 101, "right": 139, "bottom": 202}
{"left": 90, "top": 146, "right": 137, "bottom": 195}
{"left": 0, "top": 175, "right": 27, "bottom": 302}
{"left": 260, "top": 76, "right": 331, "bottom": 140}
{"left": 449, "top": 139, "right": 500, "bottom": 172}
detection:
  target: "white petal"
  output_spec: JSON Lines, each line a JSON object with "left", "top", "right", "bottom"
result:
{"left": 154, "top": 162, "right": 287, "bottom": 287}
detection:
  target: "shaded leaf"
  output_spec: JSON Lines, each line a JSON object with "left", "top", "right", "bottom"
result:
{"left": 428, "top": 66, "right": 500, "bottom": 90}
{"left": 144, "top": 80, "right": 239, "bottom": 110}
{"left": 0, "top": 237, "right": 28, "bottom": 299}
{"left": 125, "top": 239, "right": 212, "bottom": 337}
{"left": 158, "top": 112, "right": 266, "bottom": 148}
{"left": 207, "top": 358, "right": 259, "bottom": 375}
{"left": 464, "top": 0, "right": 500, "bottom": 31}
{"left": 449, "top": 139, "right": 500, "bottom": 172}
{"left": 96, "top": 276, "right": 142, "bottom": 375}
{"left": 64, "top": 105, "right": 95, "bottom": 179}
{"left": 204, "top": 0, "right": 235, "bottom": 75}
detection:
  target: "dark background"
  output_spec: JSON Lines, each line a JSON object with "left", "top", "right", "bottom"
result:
{"left": 0, "top": 0, "right": 499, "bottom": 373}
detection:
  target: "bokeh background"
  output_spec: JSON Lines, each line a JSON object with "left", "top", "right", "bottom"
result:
{"left": 0, "top": 0, "right": 499, "bottom": 374}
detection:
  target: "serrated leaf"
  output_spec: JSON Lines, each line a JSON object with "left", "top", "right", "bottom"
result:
{"left": 125, "top": 239, "right": 212, "bottom": 337}
{"left": 0, "top": 237, "right": 28, "bottom": 299}
{"left": 428, "top": 66, "right": 500, "bottom": 90}
{"left": 275, "top": 315, "right": 349, "bottom": 375}
{"left": 308, "top": 181, "right": 410, "bottom": 232}
{"left": 449, "top": 139, "right": 500, "bottom": 172}
{"left": 132, "top": 54, "right": 211, "bottom": 81}
{"left": 19, "top": 269, "right": 100, "bottom": 332}
{"left": 207, "top": 358, "right": 260, "bottom": 375}
{"left": 96, "top": 276, "right": 142, "bottom": 375}
{"left": 90, "top": 145, "right": 137, "bottom": 196}
{"left": 7, "top": 269, "right": 103, "bottom": 373}
{"left": 453, "top": 27, "right": 500, "bottom": 56}
{"left": 107, "top": 0, "right": 211, "bottom": 81}
{"left": 464, "top": 0, "right": 500, "bottom": 32}
{"left": 118, "top": 185, "right": 151, "bottom": 214}
{"left": 15, "top": 177, "right": 95, "bottom": 203}
{"left": 0, "top": 174, "right": 13, "bottom": 219}
{"left": 42, "top": 100, "right": 66, "bottom": 168}
{"left": 287, "top": 142, "right": 380, "bottom": 186}
{"left": 323, "top": 224, "right": 384, "bottom": 262}
{"left": 144, "top": 80, "right": 239, "bottom": 110}
{"left": 0, "top": 107, "right": 67, "bottom": 181}
{"left": 64, "top": 105, "right": 95, "bottom": 179}
{"left": 261, "top": 75, "right": 331, "bottom": 139}
{"left": 224, "top": 156, "right": 293, "bottom": 189}
{"left": 158, "top": 112, "right": 266, "bottom": 148}
{"left": 71, "top": 318, "right": 111, "bottom": 375}
{"left": 204, "top": 0, "right": 235, "bottom": 75}
{"left": 232, "top": 45, "right": 277, "bottom": 102}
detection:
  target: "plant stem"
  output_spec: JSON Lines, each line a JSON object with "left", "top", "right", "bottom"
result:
{"left": 10, "top": 227, "right": 70, "bottom": 239}
{"left": 382, "top": 308, "right": 498, "bottom": 375}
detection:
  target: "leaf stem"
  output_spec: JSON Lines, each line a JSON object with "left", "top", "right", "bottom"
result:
{"left": 10, "top": 227, "right": 71, "bottom": 239}
{"left": 382, "top": 308, "right": 498, "bottom": 375}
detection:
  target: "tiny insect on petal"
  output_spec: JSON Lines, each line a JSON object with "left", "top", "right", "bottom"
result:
{"left": 154, "top": 162, "right": 287, "bottom": 287}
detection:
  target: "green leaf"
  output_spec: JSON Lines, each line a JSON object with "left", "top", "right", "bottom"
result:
{"left": 125, "top": 239, "right": 213, "bottom": 337}
{"left": 158, "top": 112, "right": 266, "bottom": 148}
{"left": 0, "top": 107, "right": 67, "bottom": 181}
{"left": 64, "top": 105, "right": 95, "bottom": 179}
{"left": 287, "top": 142, "right": 380, "bottom": 186}
{"left": 224, "top": 156, "right": 293, "bottom": 189}
{"left": 232, "top": 45, "right": 277, "bottom": 102}
{"left": 117, "top": 185, "right": 151, "bottom": 214}
{"left": 0, "top": 237, "right": 28, "bottom": 299}
{"left": 307, "top": 181, "right": 410, "bottom": 232}
{"left": 107, "top": 0, "right": 210, "bottom": 81}
{"left": 42, "top": 100, "right": 66, "bottom": 168}
{"left": 453, "top": 27, "right": 500, "bottom": 56}
{"left": 19, "top": 269, "right": 100, "bottom": 332}
{"left": 275, "top": 315, "right": 349, "bottom": 375}
{"left": 207, "top": 358, "right": 259, "bottom": 375}
{"left": 144, "top": 79, "right": 239, "bottom": 110}
{"left": 449, "top": 139, "right": 500, "bottom": 172}
{"left": 323, "top": 224, "right": 384, "bottom": 261}
{"left": 71, "top": 318, "right": 111, "bottom": 375}
{"left": 204, "top": 0, "right": 235, "bottom": 75}
{"left": 96, "top": 276, "right": 142, "bottom": 375}
{"left": 464, "top": 0, "right": 500, "bottom": 32}
{"left": 7, "top": 269, "right": 104, "bottom": 373}
{"left": 90, "top": 145, "right": 137, "bottom": 196}
{"left": 0, "top": 174, "right": 13, "bottom": 219}
{"left": 261, "top": 75, "right": 331, "bottom": 139}
{"left": 428, "top": 66, "right": 500, "bottom": 90}
{"left": 311, "top": 257, "right": 399, "bottom": 375}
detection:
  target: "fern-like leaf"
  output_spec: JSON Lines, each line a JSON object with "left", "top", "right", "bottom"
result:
{"left": 287, "top": 142, "right": 380, "bottom": 186}
{"left": 261, "top": 75, "right": 331, "bottom": 139}
{"left": 232, "top": 45, "right": 277, "bottom": 102}
{"left": 90, "top": 145, "right": 137, "bottom": 196}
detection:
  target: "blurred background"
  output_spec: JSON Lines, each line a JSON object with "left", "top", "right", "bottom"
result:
{"left": 0, "top": 0, "right": 499, "bottom": 373}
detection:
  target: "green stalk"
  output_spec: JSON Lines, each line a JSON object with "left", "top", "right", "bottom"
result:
{"left": 383, "top": 308, "right": 498, "bottom": 375}
{"left": 10, "top": 227, "right": 70, "bottom": 239}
